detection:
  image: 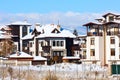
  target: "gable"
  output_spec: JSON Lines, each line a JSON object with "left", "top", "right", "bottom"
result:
{"left": 51, "top": 28, "right": 60, "bottom": 33}
{"left": 32, "top": 29, "right": 41, "bottom": 36}
{"left": 1, "top": 28, "right": 5, "bottom": 31}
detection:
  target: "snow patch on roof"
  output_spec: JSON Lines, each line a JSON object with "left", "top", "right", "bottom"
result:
{"left": 0, "top": 35, "right": 11, "bottom": 39}
{"left": 22, "top": 32, "right": 34, "bottom": 40}
{"left": 63, "top": 56, "right": 80, "bottom": 59}
{"left": 23, "top": 24, "right": 76, "bottom": 40}
{"left": 8, "top": 21, "right": 31, "bottom": 26}
{"left": 9, "top": 52, "right": 33, "bottom": 58}
{"left": 33, "top": 56, "right": 47, "bottom": 61}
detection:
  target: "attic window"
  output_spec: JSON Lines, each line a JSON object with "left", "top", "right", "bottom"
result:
{"left": 109, "top": 16, "right": 114, "bottom": 22}
{"left": 51, "top": 28, "right": 60, "bottom": 33}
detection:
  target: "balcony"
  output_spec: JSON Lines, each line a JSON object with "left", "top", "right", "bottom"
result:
{"left": 81, "top": 44, "right": 86, "bottom": 48}
{"left": 87, "top": 32, "right": 103, "bottom": 36}
{"left": 42, "top": 46, "right": 51, "bottom": 52}
{"left": 71, "top": 44, "right": 81, "bottom": 51}
{"left": 107, "top": 31, "right": 120, "bottom": 36}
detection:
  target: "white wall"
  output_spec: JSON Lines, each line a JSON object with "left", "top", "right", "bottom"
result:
{"left": 29, "top": 41, "right": 35, "bottom": 56}
{"left": 86, "top": 36, "right": 104, "bottom": 61}
{"left": 106, "top": 36, "right": 120, "bottom": 64}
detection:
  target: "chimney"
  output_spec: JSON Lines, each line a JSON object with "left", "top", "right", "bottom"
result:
{"left": 57, "top": 25, "right": 61, "bottom": 31}
{"left": 35, "top": 23, "right": 41, "bottom": 28}
{"left": 24, "top": 19, "right": 27, "bottom": 23}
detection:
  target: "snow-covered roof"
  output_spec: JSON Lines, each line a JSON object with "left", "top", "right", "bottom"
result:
{"left": 35, "top": 24, "right": 60, "bottom": 32}
{"left": 33, "top": 56, "right": 47, "bottom": 61}
{"left": 0, "top": 35, "right": 11, "bottom": 39}
{"left": 63, "top": 56, "right": 80, "bottom": 60}
{"left": 113, "top": 20, "right": 120, "bottom": 23}
{"left": 60, "top": 30, "right": 76, "bottom": 38}
{"left": 22, "top": 32, "right": 34, "bottom": 40}
{"left": 23, "top": 24, "right": 76, "bottom": 40}
{"left": 9, "top": 52, "right": 33, "bottom": 58}
{"left": 35, "top": 24, "right": 58, "bottom": 32}
{"left": 36, "top": 28, "right": 76, "bottom": 38}
{"left": 8, "top": 21, "right": 31, "bottom": 26}
{"left": 36, "top": 30, "right": 76, "bottom": 38}
{"left": 0, "top": 31, "right": 6, "bottom": 34}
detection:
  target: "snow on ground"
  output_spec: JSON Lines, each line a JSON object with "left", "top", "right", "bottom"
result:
{"left": 1, "top": 63, "right": 118, "bottom": 80}
{"left": 9, "top": 63, "right": 106, "bottom": 72}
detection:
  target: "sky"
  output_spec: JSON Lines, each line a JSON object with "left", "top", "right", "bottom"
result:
{"left": 0, "top": 0, "right": 120, "bottom": 34}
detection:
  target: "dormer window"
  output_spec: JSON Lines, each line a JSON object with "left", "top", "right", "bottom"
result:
{"left": 51, "top": 28, "right": 60, "bottom": 33}
{"left": 109, "top": 16, "right": 114, "bottom": 22}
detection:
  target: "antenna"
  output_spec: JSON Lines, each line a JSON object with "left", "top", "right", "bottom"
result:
{"left": 58, "top": 20, "right": 60, "bottom": 25}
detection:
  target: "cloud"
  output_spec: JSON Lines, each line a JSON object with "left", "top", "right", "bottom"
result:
{"left": 0, "top": 12, "right": 103, "bottom": 34}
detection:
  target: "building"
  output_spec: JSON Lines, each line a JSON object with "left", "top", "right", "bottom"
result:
{"left": 22, "top": 23, "right": 76, "bottom": 63}
{"left": 83, "top": 13, "right": 120, "bottom": 74}
{"left": 76, "top": 35, "right": 87, "bottom": 59}
{"left": 7, "top": 21, "right": 31, "bottom": 52}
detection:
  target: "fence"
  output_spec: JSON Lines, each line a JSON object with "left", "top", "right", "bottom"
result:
{"left": 0, "top": 60, "right": 31, "bottom": 66}
{"left": 0, "top": 62, "right": 119, "bottom": 80}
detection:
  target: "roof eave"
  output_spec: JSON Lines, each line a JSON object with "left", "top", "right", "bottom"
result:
{"left": 83, "top": 22, "right": 101, "bottom": 26}
{"left": 103, "top": 22, "right": 120, "bottom": 25}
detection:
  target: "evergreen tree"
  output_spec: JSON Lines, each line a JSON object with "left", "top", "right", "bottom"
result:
{"left": 73, "top": 29, "right": 78, "bottom": 36}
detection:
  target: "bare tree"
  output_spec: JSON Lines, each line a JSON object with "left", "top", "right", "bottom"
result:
{"left": 0, "top": 39, "right": 15, "bottom": 57}
{"left": 8, "top": 67, "right": 13, "bottom": 80}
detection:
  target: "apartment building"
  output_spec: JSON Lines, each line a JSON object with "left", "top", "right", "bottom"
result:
{"left": 83, "top": 13, "right": 120, "bottom": 68}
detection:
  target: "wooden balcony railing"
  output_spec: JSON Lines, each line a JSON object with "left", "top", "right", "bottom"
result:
{"left": 107, "top": 31, "right": 120, "bottom": 35}
{"left": 87, "top": 32, "right": 103, "bottom": 36}
{"left": 42, "top": 46, "right": 51, "bottom": 52}
{"left": 81, "top": 44, "right": 86, "bottom": 48}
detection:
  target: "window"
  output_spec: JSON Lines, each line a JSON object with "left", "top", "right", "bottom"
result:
{"left": 53, "top": 41, "right": 55, "bottom": 46}
{"left": 0, "top": 42, "right": 2, "bottom": 50}
{"left": 53, "top": 51, "right": 64, "bottom": 56}
{"left": 90, "top": 49, "right": 95, "bottom": 56}
{"left": 111, "top": 48, "right": 115, "bottom": 56}
{"left": 29, "top": 42, "right": 32, "bottom": 47}
{"left": 57, "top": 41, "right": 59, "bottom": 46}
{"left": 41, "top": 41, "right": 43, "bottom": 46}
{"left": 109, "top": 16, "right": 114, "bottom": 22}
{"left": 60, "top": 41, "right": 64, "bottom": 46}
{"left": 52, "top": 40, "right": 64, "bottom": 47}
{"left": 90, "top": 38, "right": 95, "bottom": 45}
{"left": 110, "top": 37, "right": 115, "bottom": 44}
{"left": 22, "top": 26, "right": 27, "bottom": 37}
{"left": 47, "top": 41, "right": 50, "bottom": 46}
{"left": 53, "top": 51, "right": 57, "bottom": 56}
{"left": 29, "top": 52, "right": 33, "bottom": 55}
